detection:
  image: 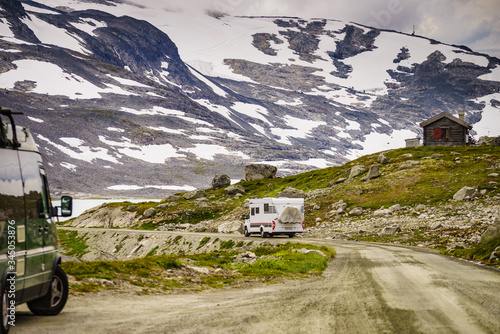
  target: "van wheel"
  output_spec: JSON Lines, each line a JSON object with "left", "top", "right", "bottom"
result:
{"left": 244, "top": 227, "right": 250, "bottom": 237}
{"left": 260, "top": 229, "right": 266, "bottom": 238}
{"left": 1, "top": 274, "right": 13, "bottom": 334}
{"left": 289, "top": 233, "right": 295, "bottom": 238}
{"left": 27, "top": 266, "right": 68, "bottom": 316}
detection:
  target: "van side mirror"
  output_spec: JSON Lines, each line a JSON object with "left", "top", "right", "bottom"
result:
{"left": 53, "top": 196, "right": 73, "bottom": 217}
{"left": 241, "top": 214, "right": 249, "bottom": 220}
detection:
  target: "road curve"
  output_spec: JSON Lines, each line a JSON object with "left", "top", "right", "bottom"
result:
{"left": 12, "top": 237, "right": 500, "bottom": 334}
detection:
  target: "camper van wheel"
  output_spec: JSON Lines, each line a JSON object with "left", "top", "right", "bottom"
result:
{"left": 260, "top": 228, "right": 267, "bottom": 238}
{"left": 27, "top": 266, "right": 69, "bottom": 316}
{"left": 289, "top": 233, "right": 295, "bottom": 238}
{"left": 244, "top": 227, "right": 250, "bottom": 237}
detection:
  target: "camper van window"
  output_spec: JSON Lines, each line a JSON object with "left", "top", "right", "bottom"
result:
{"left": 264, "top": 204, "right": 276, "bottom": 214}
{"left": 40, "top": 173, "right": 52, "bottom": 217}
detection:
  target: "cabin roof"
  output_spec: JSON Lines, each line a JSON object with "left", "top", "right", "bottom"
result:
{"left": 420, "top": 111, "right": 472, "bottom": 129}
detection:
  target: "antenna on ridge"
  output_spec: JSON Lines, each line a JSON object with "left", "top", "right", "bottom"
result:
{"left": 412, "top": 25, "right": 415, "bottom": 36}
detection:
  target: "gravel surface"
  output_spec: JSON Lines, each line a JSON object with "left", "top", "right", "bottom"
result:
{"left": 12, "top": 238, "right": 500, "bottom": 334}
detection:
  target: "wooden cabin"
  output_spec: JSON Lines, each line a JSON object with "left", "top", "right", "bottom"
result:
{"left": 420, "top": 111, "right": 472, "bottom": 146}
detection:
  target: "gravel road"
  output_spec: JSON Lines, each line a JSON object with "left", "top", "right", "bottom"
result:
{"left": 11, "top": 239, "right": 500, "bottom": 334}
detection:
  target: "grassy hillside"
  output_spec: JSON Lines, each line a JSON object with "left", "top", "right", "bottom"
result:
{"left": 94, "top": 145, "right": 499, "bottom": 227}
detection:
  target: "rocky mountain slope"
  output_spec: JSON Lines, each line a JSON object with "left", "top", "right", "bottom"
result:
{"left": 1, "top": 0, "right": 499, "bottom": 197}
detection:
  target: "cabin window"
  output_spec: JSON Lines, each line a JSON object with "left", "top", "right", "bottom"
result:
{"left": 264, "top": 204, "right": 276, "bottom": 214}
{"left": 433, "top": 128, "right": 449, "bottom": 139}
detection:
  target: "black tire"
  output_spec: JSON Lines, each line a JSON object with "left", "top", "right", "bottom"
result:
{"left": 260, "top": 229, "right": 266, "bottom": 238}
{"left": 27, "top": 266, "right": 68, "bottom": 316}
{"left": 244, "top": 227, "right": 250, "bottom": 237}
{"left": 289, "top": 233, "right": 296, "bottom": 238}
{"left": 0, "top": 274, "right": 13, "bottom": 334}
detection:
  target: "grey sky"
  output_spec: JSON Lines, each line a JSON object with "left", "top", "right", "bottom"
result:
{"left": 139, "top": 0, "right": 500, "bottom": 58}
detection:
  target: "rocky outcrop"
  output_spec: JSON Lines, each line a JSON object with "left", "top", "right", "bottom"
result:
{"left": 245, "top": 164, "right": 277, "bottom": 181}
{"left": 305, "top": 194, "right": 500, "bottom": 252}
{"left": 68, "top": 205, "right": 138, "bottom": 228}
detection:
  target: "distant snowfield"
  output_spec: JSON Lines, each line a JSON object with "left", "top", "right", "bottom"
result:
{"left": 0, "top": 59, "right": 133, "bottom": 99}
{"left": 346, "top": 129, "right": 419, "bottom": 160}
{"left": 472, "top": 93, "right": 500, "bottom": 137}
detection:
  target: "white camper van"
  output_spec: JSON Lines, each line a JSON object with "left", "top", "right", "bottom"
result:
{"left": 243, "top": 198, "right": 305, "bottom": 238}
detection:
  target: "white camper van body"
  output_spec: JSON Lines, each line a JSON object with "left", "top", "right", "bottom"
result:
{"left": 244, "top": 198, "right": 305, "bottom": 238}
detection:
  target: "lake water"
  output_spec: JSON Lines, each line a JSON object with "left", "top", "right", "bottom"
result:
{"left": 52, "top": 198, "right": 161, "bottom": 221}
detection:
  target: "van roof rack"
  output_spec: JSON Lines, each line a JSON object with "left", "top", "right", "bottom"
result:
{"left": 0, "top": 107, "right": 23, "bottom": 149}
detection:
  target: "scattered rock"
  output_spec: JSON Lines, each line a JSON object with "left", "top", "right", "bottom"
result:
{"left": 488, "top": 173, "right": 499, "bottom": 178}
{"left": 234, "top": 251, "right": 258, "bottom": 264}
{"left": 452, "top": 186, "right": 479, "bottom": 201}
{"left": 211, "top": 174, "right": 231, "bottom": 190}
{"left": 165, "top": 195, "right": 182, "bottom": 201}
{"left": 389, "top": 204, "right": 402, "bottom": 213}
{"left": 378, "top": 153, "right": 388, "bottom": 164}
{"left": 480, "top": 216, "right": 500, "bottom": 244}
{"left": 294, "top": 248, "right": 326, "bottom": 257}
{"left": 224, "top": 184, "right": 246, "bottom": 196}
{"left": 373, "top": 206, "right": 392, "bottom": 217}
{"left": 379, "top": 226, "right": 401, "bottom": 236}
{"left": 332, "top": 234, "right": 351, "bottom": 241}
{"left": 277, "top": 187, "right": 306, "bottom": 198}
{"left": 362, "top": 164, "right": 381, "bottom": 181}
{"left": 245, "top": 164, "right": 277, "bottom": 181}
{"left": 183, "top": 190, "right": 207, "bottom": 200}
{"left": 143, "top": 207, "right": 157, "bottom": 218}
{"left": 348, "top": 164, "right": 365, "bottom": 179}
{"left": 349, "top": 207, "right": 364, "bottom": 216}
{"left": 217, "top": 221, "right": 243, "bottom": 234}
{"left": 430, "top": 222, "right": 443, "bottom": 230}
{"left": 490, "top": 246, "right": 500, "bottom": 261}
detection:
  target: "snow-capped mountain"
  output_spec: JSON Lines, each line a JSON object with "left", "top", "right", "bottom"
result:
{"left": 1, "top": 0, "right": 499, "bottom": 197}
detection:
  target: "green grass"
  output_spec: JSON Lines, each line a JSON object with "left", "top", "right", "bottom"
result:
{"left": 443, "top": 235, "right": 500, "bottom": 264}
{"left": 197, "top": 237, "right": 211, "bottom": 250}
{"left": 57, "top": 230, "right": 90, "bottom": 257}
{"left": 62, "top": 243, "right": 336, "bottom": 293}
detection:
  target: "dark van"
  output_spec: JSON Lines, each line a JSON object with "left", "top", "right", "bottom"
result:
{"left": 0, "top": 108, "right": 72, "bottom": 333}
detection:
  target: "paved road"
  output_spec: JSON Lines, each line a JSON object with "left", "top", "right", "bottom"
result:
{"left": 12, "top": 237, "right": 500, "bottom": 334}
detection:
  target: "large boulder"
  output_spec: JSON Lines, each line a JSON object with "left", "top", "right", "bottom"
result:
{"left": 211, "top": 174, "right": 231, "bottom": 190}
{"left": 245, "top": 164, "right": 277, "bottom": 181}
